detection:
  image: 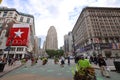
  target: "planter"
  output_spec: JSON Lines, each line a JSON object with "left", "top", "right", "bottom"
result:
{"left": 74, "top": 67, "right": 96, "bottom": 80}
{"left": 54, "top": 60, "right": 59, "bottom": 64}
{"left": 114, "top": 61, "right": 120, "bottom": 73}
{"left": 0, "top": 63, "right": 6, "bottom": 72}
{"left": 54, "top": 58, "right": 59, "bottom": 64}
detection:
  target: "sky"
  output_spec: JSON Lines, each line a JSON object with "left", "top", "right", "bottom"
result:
{"left": 1, "top": 0, "right": 120, "bottom": 48}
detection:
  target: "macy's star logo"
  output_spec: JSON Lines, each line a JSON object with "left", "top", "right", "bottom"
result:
{"left": 14, "top": 29, "right": 24, "bottom": 38}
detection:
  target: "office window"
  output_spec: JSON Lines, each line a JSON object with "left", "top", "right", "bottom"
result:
{"left": 17, "top": 47, "right": 23, "bottom": 51}
{"left": 27, "top": 18, "right": 30, "bottom": 23}
{"left": 11, "top": 47, "right": 15, "bottom": 51}
{"left": 9, "top": 12, "right": 13, "bottom": 14}
{"left": 3, "top": 11, "right": 8, "bottom": 17}
{"left": 14, "top": 17, "right": 17, "bottom": 20}
{"left": 20, "top": 17, "right": 23, "bottom": 22}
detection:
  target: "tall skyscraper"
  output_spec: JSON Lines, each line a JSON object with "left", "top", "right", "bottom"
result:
{"left": 38, "top": 38, "right": 41, "bottom": 49}
{"left": 45, "top": 26, "right": 58, "bottom": 50}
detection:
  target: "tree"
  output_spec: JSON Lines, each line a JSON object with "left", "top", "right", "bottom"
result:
{"left": 57, "top": 50, "right": 64, "bottom": 57}
{"left": 46, "top": 49, "right": 55, "bottom": 58}
{"left": 46, "top": 49, "right": 64, "bottom": 58}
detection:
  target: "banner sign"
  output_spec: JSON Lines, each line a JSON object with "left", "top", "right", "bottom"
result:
{"left": 6, "top": 24, "right": 30, "bottom": 46}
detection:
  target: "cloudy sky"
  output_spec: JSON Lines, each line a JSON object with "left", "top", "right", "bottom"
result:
{"left": 1, "top": 0, "right": 120, "bottom": 48}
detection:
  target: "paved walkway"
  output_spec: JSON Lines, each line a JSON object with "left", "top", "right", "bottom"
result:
{"left": 0, "top": 59, "right": 118, "bottom": 80}
{"left": 0, "top": 61, "right": 22, "bottom": 77}
{"left": 92, "top": 64, "right": 116, "bottom": 71}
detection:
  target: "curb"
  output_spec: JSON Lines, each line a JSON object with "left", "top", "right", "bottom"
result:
{"left": 0, "top": 64, "right": 24, "bottom": 78}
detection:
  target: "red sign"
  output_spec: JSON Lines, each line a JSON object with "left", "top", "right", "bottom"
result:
{"left": 6, "top": 27, "right": 30, "bottom": 46}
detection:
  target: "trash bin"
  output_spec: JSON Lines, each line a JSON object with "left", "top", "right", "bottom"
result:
{"left": 114, "top": 61, "right": 120, "bottom": 73}
{"left": 0, "top": 63, "right": 6, "bottom": 72}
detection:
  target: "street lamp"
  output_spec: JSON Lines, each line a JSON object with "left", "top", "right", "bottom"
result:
{"left": 7, "top": 37, "right": 13, "bottom": 63}
{"left": 7, "top": 35, "right": 17, "bottom": 63}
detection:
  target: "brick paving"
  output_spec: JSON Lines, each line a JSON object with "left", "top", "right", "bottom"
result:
{"left": 92, "top": 63, "right": 116, "bottom": 71}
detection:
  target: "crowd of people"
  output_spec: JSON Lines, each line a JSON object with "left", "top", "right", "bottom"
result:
{"left": 0, "top": 57, "right": 18, "bottom": 66}
{"left": 0, "top": 54, "right": 111, "bottom": 80}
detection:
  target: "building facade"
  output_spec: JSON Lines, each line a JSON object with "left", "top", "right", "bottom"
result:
{"left": 0, "top": 7, "right": 35, "bottom": 59}
{"left": 45, "top": 26, "right": 58, "bottom": 50}
{"left": 38, "top": 37, "right": 41, "bottom": 49}
{"left": 72, "top": 7, "right": 120, "bottom": 57}
{"left": 64, "top": 32, "right": 73, "bottom": 56}
{"left": 34, "top": 36, "right": 40, "bottom": 57}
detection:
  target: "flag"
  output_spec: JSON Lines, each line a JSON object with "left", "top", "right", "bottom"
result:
{"left": 6, "top": 27, "right": 30, "bottom": 46}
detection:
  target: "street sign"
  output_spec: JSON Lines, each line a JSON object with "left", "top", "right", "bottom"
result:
{"left": 4, "top": 46, "right": 10, "bottom": 51}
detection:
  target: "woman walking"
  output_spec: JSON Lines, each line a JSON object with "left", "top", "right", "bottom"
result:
{"left": 98, "top": 54, "right": 110, "bottom": 78}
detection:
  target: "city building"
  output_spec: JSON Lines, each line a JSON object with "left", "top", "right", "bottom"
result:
{"left": 38, "top": 37, "right": 41, "bottom": 49}
{"left": 0, "top": 7, "right": 35, "bottom": 59}
{"left": 34, "top": 36, "right": 40, "bottom": 57}
{"left": 60, "top": 46, "right": 64, "bottom": 51}
{"left": 72, "top": 7, "right": 120, "bottom": 57}
{"left": 64, "top": 32, "right": 73, "bottom": 56}
{"left": 45, "top": 26, "right": 58, "bottom": 50}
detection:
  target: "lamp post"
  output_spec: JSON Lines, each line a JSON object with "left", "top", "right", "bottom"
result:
{"left": 7, "top": 40, "right": 12, "bottom": 63}
{"left": 7, "top": 35, "right": 16, "bottom": 63}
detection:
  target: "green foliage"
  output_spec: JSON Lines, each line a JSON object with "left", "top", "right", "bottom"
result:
{"left": 54, "top": 57, "right": 59, "bottom": 62}
{"left": 57, "top": 50, "right": 64, "bottom": 56}
{"left": 46, "top": 49, "right": 64, "bottom": 58}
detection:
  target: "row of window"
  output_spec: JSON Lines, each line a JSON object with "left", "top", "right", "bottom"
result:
{"left": 10, "top": 47, "right": 24, "bottom": 51}
{"left": 0, "top": 11, "right": 31, "bottom": 23}
{"left": 76, "top": 37, "right": 120, "bottom": 48}
{"left": 94, "top": 32, "right": 120, "bottom": 37}
{"left": 88, "top": 10, "right": 120, "bottom": 16}
{"left": 90, "top": 17, "right": 120, "bottom": 23}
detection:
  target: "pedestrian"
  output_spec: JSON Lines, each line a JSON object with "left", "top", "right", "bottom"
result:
{"left": 74, "top": 56, "right": 79, "bottom": 63}
{"left": 93, "top": 56, "right": 98, "bottom": 65}
{"left": 90, "top": 56, "right": 94, "bottom": 63}
{"left": 31, "top": 57, "right": 34, "bottom": 65}
{"left": 2, "top": 57, "right": 7, "bottom": 63}
{"left": 98, "top": 54, "right": 110, "bottom": 78}
{"left": 0, "top": 57, "right": 3, "bottom": 63}
{"left": 67, "top": 56, "right": 70, "bottom": 65}
{"left": 60, "top": 56, "right": 65, "bottom": 67}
